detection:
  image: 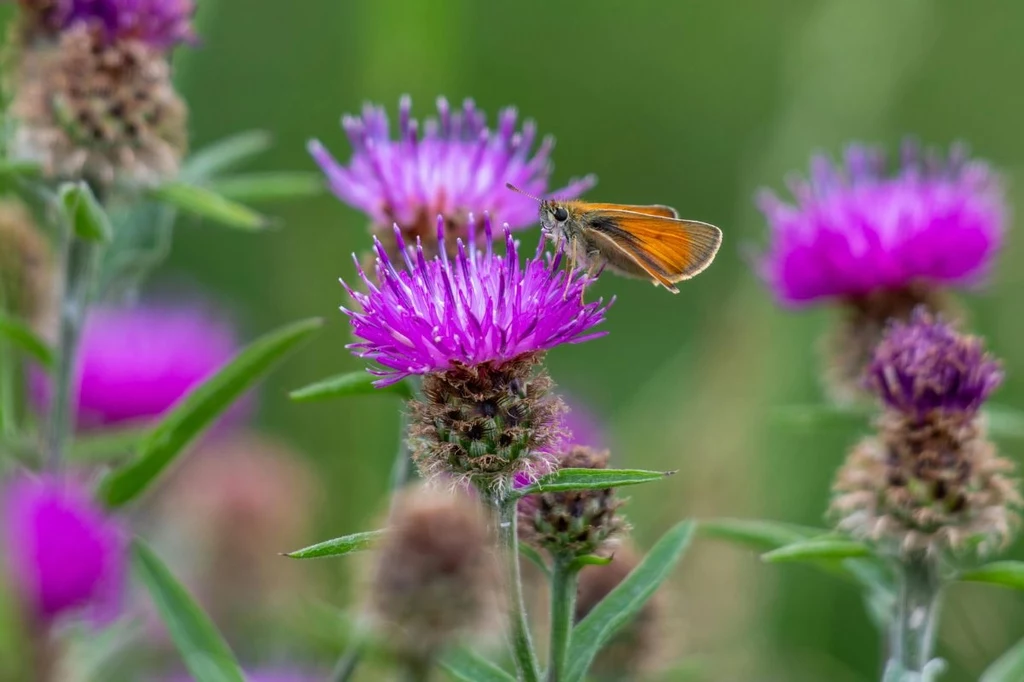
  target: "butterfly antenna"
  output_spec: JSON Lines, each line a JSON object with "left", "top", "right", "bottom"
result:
{"left": 505, "top": 182, "right": 542, "bottom": 203}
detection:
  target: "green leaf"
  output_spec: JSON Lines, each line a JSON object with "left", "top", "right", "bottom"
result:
{"left": 289, "top": 371, "right": 413, "bottom": 402}
{"left": 512, "top": 468, "right": 673, "bottom": 499}
{"left": 149, "top": 182, "right": 269, "bottom": 230}
{"left": 60, "top": 182, "right": 113, "bottom": 242}
{"left": 0, "top": 312, "right": 54, "bottom": 367}
{"left": 69, "top": 426, "right": 147, "bottom": 463}
{"left": 441, "top": 648, "right": 515, "bottom": 682}
{"left": 982, "top": 634, "right": 1024, "bottom": 682}
{"left": 0, "top": 160, "right": 41, "bottom": 179}
{"left": 132, "top": 541, "right": 245, "bottom": 682}
{"left": 986, "top": 403, "right": 1024, "bottom": 439}
{"left": 98, "top": 318, "right": 322, "bottom": 508}
{"left": 283, "top": 530, "right": 385, "bottom": 559}
{"left": 699, "top": 518, "right": 826, "bottom": 552}
{"left": 207, "top": 172, "right": 324, "bottom": 203}
{"left": 762, "top": 539, "right": 871, "bottom": 564}
{"left": 518, "top": 543, "right": 550, "bottom": 578}
{"left": 182, "top": 130, "right": 272, "bottom": 182}
{"left": 565, "top": 520, "right": 695, "bottom": 682}
{"left": 959, "top": 561, "right": 1024, "bottom": 591}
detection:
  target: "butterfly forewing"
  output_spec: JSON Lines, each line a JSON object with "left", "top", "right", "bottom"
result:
{"left": 581, "top": 203, "right": 680, "bottom": 219}
{"left": 583, "top": 209, "right": 722, "bottom": 285}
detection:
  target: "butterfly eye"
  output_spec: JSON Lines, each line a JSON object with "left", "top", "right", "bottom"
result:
{"left": 553, "top": 207, "right": 569, "bottom": 222}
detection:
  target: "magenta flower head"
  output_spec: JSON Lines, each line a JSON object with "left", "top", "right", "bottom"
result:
{"left": 867, "top": 308, "right": 1003, "bottom": 421}
{"left": 2, "top": 474, "right": 128, "bottom": 625}
{"left": 755, "top": 141, "right": 1006, "bottom": 404}
{"left": 31, "top": 302, "right": 246, "bottom": 430}
{"left": 18, "top": 0, "right": 196, "bottom": 48}
{"left": 757, "top": 141, "right": 1005, "bottom": 306}
{"left": 310, "top": 96, "right": 595, "bottom": 257}
{"left": 343, "top": 214, "right": 610, "bottom": 490}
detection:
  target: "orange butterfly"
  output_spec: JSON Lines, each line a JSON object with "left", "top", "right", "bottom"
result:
{"left": 507, "top": 183, "right": 722, "bottom": 293}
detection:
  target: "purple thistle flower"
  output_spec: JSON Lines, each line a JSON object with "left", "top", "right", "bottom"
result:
{"left": 27, "top": 0, "right": 196, "bottom": 48}
{"left": 756, "top": 141, "right": 1005, "bottom": 305}
{"left": 343, "top": 215, "right": 611, "bottom": 386}
{"left": 30, "top": 302, "right": 246, "bottom": 430}
{"left": 2, "top": 474, "right": 128, "bottom": 624}
{"left": 310, "top": 96, "right": 595, "bottom": 244}
{"left": 867, "top": 308, "right": 1003, "bottom": 419}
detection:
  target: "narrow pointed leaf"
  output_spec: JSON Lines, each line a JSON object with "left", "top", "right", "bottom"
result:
{"left": 981, "top": 635, "right": 1024, "bottom": 682}
{"left": 959, "top": 561, "right": 1024, "bottom": 591}
{"left": 208, "top": 173, "right": 323, "bottom": 203}
{"left": 133, "top": 541, "right": 245, "bottom": 682}
{"left": 566, "top": 520, "right": 695, "bottom": 682}
{"left": 283, "top": 530, "right": 385, "bottom": 559}
{"left": 182, "top": 130, "right": 272, "bottom": 181}
{"left": 61, "top": 182, "right": 113, "bottom": 242}
{"left": 98, "top": 318, "right": 322, "bottom": 507}
{"left": 289, "top": 371, "right": 413, "bottom": 402}
{"left": 441, "top": 648, "right": 515, "bottom": 682}
{"left": 699, "top": 518, "right": 826, "bottom": 551}
{"left": 0, "top": 312, "right": 54, "bottom": 367}
{"left": 512, "top": 468, "right": 672, "bottom": 498}
{"left": 762, "top": 539, "right": 871, "bottom": 564}
{"left": 149, "top": 182, "right": 269, "bottom": 230}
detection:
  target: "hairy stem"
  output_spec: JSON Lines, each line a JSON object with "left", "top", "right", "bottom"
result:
{"left": 497, "top": 494, "right": 541, "bottom": 682}
{"left": 888, "top": 556, "right": 943, "bottom": 679}
{"left": 45, "top": 235, "right": 100, "bottom": 471}
{"left": 547, "top": 556, "right": 578, "bottom": 682}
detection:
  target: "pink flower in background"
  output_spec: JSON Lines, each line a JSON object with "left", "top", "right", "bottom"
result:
{"left": 25, "top": 0, "right": 197, "bottom": 48}
{"left": 2, "top": 474, "right": 127, "bottom": 624}
{"left": 31, "top": 302, "right": 248, "bottom": 430}
{"left": 757, "top": 141, "right": 1005, "bottom": 305}
{"left": 311, "top": 96, "right": 594, "bottom": 241}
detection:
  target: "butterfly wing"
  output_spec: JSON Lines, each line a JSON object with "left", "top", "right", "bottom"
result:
{"left": 582, "top": 209, "right": 722, "bottom": 291}
{"left": 582, "top": 203, "right": 679, "bottom": 219}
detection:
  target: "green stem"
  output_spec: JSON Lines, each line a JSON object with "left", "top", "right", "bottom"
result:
{"left": 497, "top": 495, "right": 541, "bottom": 682}
{"left": 45, "top": 235, "right": 100, "bottom": 471}
{"left": 547, "top": 556, "right": 578, "bottom": 682}
{"left": 328, "top": 642, "right": 363, "bottom": 682}
{"left": 888, "top": 556, "right": 943, "bottom": 679}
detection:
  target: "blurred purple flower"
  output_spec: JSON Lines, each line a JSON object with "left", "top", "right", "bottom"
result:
{"left": 559, "top": 395, "right": 606, "bottom": 450}
{"left": 26, "top": 0, "right": 197, "bottom": 48}
{"left": 2, "top": 474, "right": 127, "bottom": 624}
{"left": 867, "top": 308, "right": 1002, "bottom": 419}
{"left": 343, "top": 216, "right": 611, "bottom": 386}
{"left": 310, "top": 96, "right": 594, "bottom": 241}
{"left": 31, "top": 302, "right": 246, "bottom": 430}
{"left": 756, "top": 141, "right": 1005, "bottom": 305}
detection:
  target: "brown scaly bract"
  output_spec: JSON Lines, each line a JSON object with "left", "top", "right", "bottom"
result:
{"left": 519, "top": 446, "right": 628, "bottom": 558}
{"left": 364, "top": 486, "right": 502, "bottom": 663}
{"left": 409, "top": 353, "right": 566, "bottom": 493}
{"left": 10, "top": 24, "right": 187, "bottom": 186}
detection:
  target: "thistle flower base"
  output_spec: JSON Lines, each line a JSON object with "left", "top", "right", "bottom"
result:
{"left": 410, "top": 354, "right": 564, "bottom": 493}
{"left": 11, "top": 25, "right": 187, "bottom": 186}
{"left": 832, "top": 415, "right": 1020, "bottom": 557}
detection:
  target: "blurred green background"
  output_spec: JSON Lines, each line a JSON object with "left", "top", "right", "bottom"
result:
{"left": 133, "top": 0, "right": 1024, "bottom": 679}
